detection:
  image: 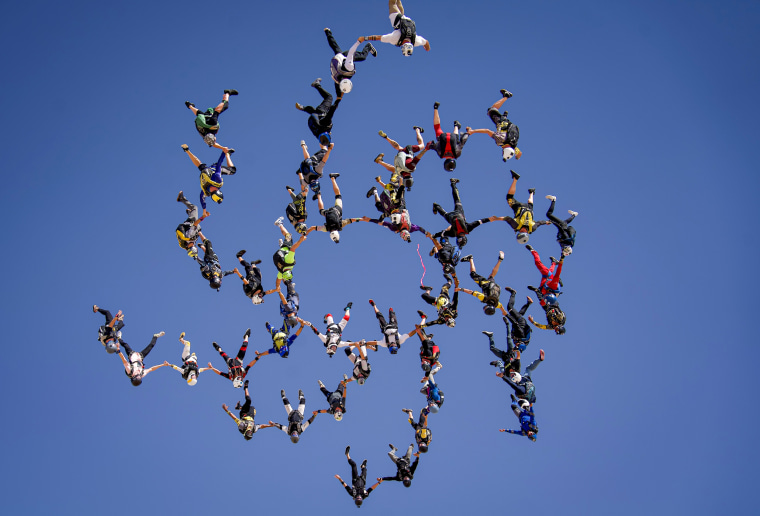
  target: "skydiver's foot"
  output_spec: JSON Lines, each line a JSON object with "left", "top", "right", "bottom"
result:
{"left": 559, "top": 278, "right": 564, "bottom": 287}
{"left": 374, "top": 153, "right": 384, "bottom": 163}
{"left": 527, "top": 285, "right": 539, "bottom": 292}
{"left": 450, "top": 178, "right": 459, "bottom": 185}
{"left": 453, "top": 120, "right": 462, "bottom": 130}
{"left": 500, "top": 89, "right": 513, "bottom": 99}
{"left": 318, "top": 380, "right": 325, "bottom": 389}
{"left": 252, "top": 259, "right": 261, "bottom": 265}
{"left": 419, "top": 285, "right": 432, "bottom": 291}
{"left": 92, "top": 304, "right": 99, "bottom": 313}
{"left": 344, "top": 348, "right": 352, "bottom": 356}
{"left": 185, "top": 101, "right": 195, "bottom": 109}
{"left": 432, "top": 203, "right": 442, "bottom": 215}
{"left": 298, "top": 389, "right": 304, "bottom": 397}
{"left": 503, "top": 286, "right": 515, "bottom": 294}
{"left": 213, "top": 342, "right": 220, "bottom": 350}
{"left": 311, "top": 78, "right": 322, "bottom": 87}
{"left": 343, "top": 373, "right": 349, "bottom": 382}
{"left": 154, "top": 331, "right": 165, "bottom": 338}
{"left": 546, "top": 195, "right": 556, "bottom": 201}
{"left": 412, "top": 126, "right": 424, "bottom": 134}
{"left": 312, "top": 193, "right": 319, "bottom": 200}
{"left": 528, "top": 188, "right": 536, "bottom": 195}
{"left": 295, "top": 102, "right": 304, "bottom": 111}
{"left": 460, "top": 255, "right": 472, "bottom": 262}
{"left": 244, "top": 379, "right": 249, "bottom": 388}
{"left": 389, "top": 443, "right": 396, "bottom": 451}
{"left": 226, "top": 148, "right": 235, "bottom": 154}
{"left": 417, "top": 310, "right": 427, "bottom": 318}
{"left": 235, "top": 401, "right": 242, "bottom": 410}
{"left": 368, "top": 299, "right": 375, "bottom": 306}
{"left": 510, "top": 170, "right": 520, "bottom": 180}
{"left": 569, "top": 210, "right": 579, "bottom": 217}
{"left": 526, "top": 296, "right": 533, "bottom": 304}
{"left": 434, "top": 102, "right": 440, "bottom": 110}
{"left": 361, "top": 459, "right": 367, "bottom": 468}
{"left": 179, "top": 332, "right": 185, "bottom": 340}
{"left": 540, "top": 349, "right": 545, "bottom": 361}
{"left": 367, "top": 42, "right": 377, "bottom": 57}
{"left": 329, "top": 173, "right": 340, "bottom": 179}
{"left": 281, "top": 389, "right": 286, "bottom": 397}
{"left": 525, "top": 244, "right": 534, "bottom": 251}
{"left": 550, "top": 256, "right": 559, "bottom": 264}
{"left": 366, "top": 186, "right": 377, "bottom": 198}
{"left": 177, "top": 191, "right": 186, "bottom": 202}
{"left": 224, "top": 89, "right": 239, "bottom": 96}
{"left": 490, "top": 361, "right": 500, "bottom": 367}
{"left": 344, "top": 302, "right": 353, "bottom": 311}
{"left": 325, "top": 28, "right": 332, "bottom": 33}
{"left": 244, "top": 328, "right": 251, "bottom": 338}
{"left": 378, "top": 130, "right": 387, "bottom": 138}
{"left": 181, "top": 144, "right": 189, "bottom": 151}
{"left": 274, "top": 216, "right": 284, "bottom": 226}
{"left": 482, "top": 331, "right": 494, "bottom": 338}
{"left": 499, "top": 251, "right": 505, "bottom": 260}
{"left": 402, "top": 408, "right": 412, "bottom": 414}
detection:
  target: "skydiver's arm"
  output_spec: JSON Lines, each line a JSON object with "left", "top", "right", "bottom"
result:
{"left": 118, "top": 352, "right": 130, "bottom": 373}
{"left": 300, "top": 140, "right": 310, "bottom": 160}
{"left": 222, "top": 404, "right": 240, "bottom": 423}
{"left": 290, "top": 233, "right": 307, "bottom": 251}
{"left": 321, "top": 142, "right": 334, "bottom": 163}
{"left": 528, "top": 315, "right": 551, "bottom": 330}
{"left": 207, "top": 362, "right": 224, "bottom": 376}
{"left": 466, "top": 127, "right": 495, "bottom": 137}
{"left": 143, "top": 361, "right": 169, "bottom": 376}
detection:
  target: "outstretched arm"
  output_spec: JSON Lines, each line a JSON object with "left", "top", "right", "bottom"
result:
{"left": 222, "top": 404, "right": 240, "bottom": 423}
{"left": 207, "top": 362, "right": 224, "bottom": 376}
{"left": 290, "top": 233, "right": 307, "bottom": 251}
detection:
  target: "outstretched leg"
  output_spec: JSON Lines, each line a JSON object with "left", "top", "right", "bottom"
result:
{"left": 182, "top": 145, "right": 203, "bottom": 168}
{"left": 489, "top": 252, "right": 504, "bottom": 280}
{"left": 324, "top": 28, "right": 344, "bottom": 55}
{"left": 140, "top": 332, "right": 163, "bottom": 357}
{"left": 281, "top": 390, "right": 293, "bottom": 415}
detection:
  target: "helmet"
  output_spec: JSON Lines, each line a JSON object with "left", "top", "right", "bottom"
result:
{"left": 389, "top": 345, "right": 399, "bottom": 354}
{"left": 105, "top": 341, "right": 119, "bottom": 354}
{"left": 357, "top": 377, "right": 366, "bottom": 385}
{"left": 326, "top": 343, "right": 337, "bottom": 356}
{"left": 555, "top": 326, "right": 566, "bottom": 335}
{"left": 428, "top": 403, "right": 439, "bottom": 413}
{"left": 510, "top": 372, "right": 522, "bottom": 383}
{"left": 545, "top": 294, "right": 558, "bottom": 305}
{"left": 443, "top": 158, "right": 457, "bottom": 172}
{"left": 401, "top": 42, "right": 414, "bottom": 56}
{"left": 333, "top": 409, "right": 343, "bottom": 421}
{"left": 251, "top": 294, "right": 264, "bottom": 305}
{"left": 483, "top": 305, "right": 496, "bottom": 316}
{"left": 187, "top": 246, "right": 198, "bottom": 258}
{"left": 354, "top": 496, "right": 363, "bottom": 507}
{"left": 319, "top": 132, "right": 332, "bottom": 146}
{"left": 421, "top": 362, "right": 431, "bottom": 372}
{"left": 562, "top": 246, "right": 573, "bottom": 256}
{"left": 456, "top": 235, "right": 467, "bottom": 248}
{"left": 290, "top": 432, "right": 300, "bottom": 443}
{"left": 339, "top": 78, "right": 353, "bottom": 93}
{"left": 187, "top": 373, "right": 198, "bottom": 386}
{"left": 418, "top": 444, "right": 428, "bottom": 453}
{"left": 402, "top": 477, "right": 412, "bottom": 487}
{"left": 400, "top": 229, "right": 411, "bottom": 242}
{"left": 210, "top": 276, "right": 222, "bottom": 290}
{"left": 131, "top": 376, "right": 143, "bottom": 386}
{"left": 518, "top": 399, "right": 530, "bottom": 410}
{"left": 211, "top": 190, "right": 223, "bottom": 204}
{"left": 330, "top": 230, "right": 340, "bottom": 243}
{"left": 295, "top": 222, "right": 308, "bottom": 235}
{"left": 516, "top": 342, "right": 527, "bottom": 352}
{"left": 286, "top": 316, "right": 299, "bottom": 328}
{"left": 237, "top": 421, "right": 248, "bottom": 432}
{"left": 445, "top": 318, "right": 456, "bottom": 328}
{"left": 435, "top": 297, "right": 449, "bottom": 310}
{"left": 516, "top": 232, "right": 529, "bottom": 244}
{"left": 232, "top": 377, "right": 244, "bottom": 388}
{"left": 203, "top": 133, "right": 216, "bottom": 146}
{"left": 502, "top": 146, "right": 515, "bottom": 161}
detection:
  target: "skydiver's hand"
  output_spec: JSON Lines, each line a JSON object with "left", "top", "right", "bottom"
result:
{"left": 329, "top": 143, "right": 334, "bottom": 149}
{"left": 208, "top": 362, "right": 213, "bottom": 368}
{"left": 528, "top": 316, "right": 535, "bottom": 323}
{"left": 377, "top": 477, "right": 383, "bottom": 482}
{"left": 233, "top": 267, "right": 239, "bottom": 273}
{"left": 313, "top": 411, "right": 319, "bottom": 416}
{"left": 163, "top": 361, "right": 169, "bottom": 366}
{"left": 499, "top": 429, "right": 507, "bottom": 432}
{"left": 358, "top": 36, "right": 365, "bottom": 43}
{"left": 222, "top": 404, "right": 228, "bottom": 411}
{"left": 202, "top": 209, "right": 210, "bottom": 218}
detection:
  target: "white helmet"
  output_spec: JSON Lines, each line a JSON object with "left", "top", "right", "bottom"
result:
{"left": 187, "top": 373, "right": 198, "bottom": 386}
{"left": 518, "top": 399, "right": 530, "bottom": 410}
{"left": 334, "top": 410, "right": 344, "bottom": 421}
{"left": 339, "top": 78, "right": 353, "bottom": 93}
{"left": 330, "top": 230, "right": 340, "bottom": 243}
{"left": 357, "top": 377, "right": 366, "bottom": 385}
{"left": 251, "top": 294, "right": 264, "bottom": 305}
{"left": 562, "top": 246, "right": 573, "bottom": 256}
{"left": 516, "top": 232, "right": 529, "bottom": 244}
{"left": 232, "top": 377, "right": 244, "bottom": 388}
{"left": 510, "top": 372, "right": 522, "bottom": 383}
{"left": 401, "top": 42, "right": 414, "bottom": 56}
{"left": 502, "top": 147, "right": 515, "bottom": 161}
{"left": 203, "top": 133, "right": 217, "bottom": 146}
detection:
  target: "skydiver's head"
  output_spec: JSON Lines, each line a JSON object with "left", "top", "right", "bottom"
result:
{"left": 357, "top": 376, "right": 366, "bottom": 385}
{"left": 401, "top": 41, "right": 414, "bottom": 56}
{"left": 443, "top": 158, "right": 457, "bottom": 172}
{"left": 510, "top": 371, "right": 523, "bottom": 383}
{"left": 516, "top": 230, "right": 529, "bottom": 244}
{"left": 554, "top": 325, "right": 566, "bottom": 335}
{"left": 285, "top": 315, "right": 299, "bottom": 328}
{"left": 203, "top": 133, "right": 216, "bottom": 147}
{"left": 232, "top": 377, "right": 243, "bottom": 389}
{"left": 483, "top": 304, "right": 497, "bottom": 316}
{"left": 330, "top": 230, "right": 341, "bottom": 243}
{"left": 389, "top": 345, "right": 399, "bottom": 354}
{"left": 428, "top": 402, "right": 439, "bottom": 413}
{"left": 333, "top": 408, "right": 343, "bottom": 421}
{"left": 562, "top": 246, "right": 573, "bottom": 257}
{"left": 339, "top": 78, "right": 353, "bottom": 94}
{"left": 187, "top": 245, "right": 198, "bottom": 258}
{"left": 418, "top": 443, "right": 428, "bottom": 453}
{"left": 295, "top": 222, "right": 308, "bottom": 235}
{"left": 402, "top": 477, "right": 412, "bottom": 488}
{"left": 502, "top": 146, "right": 515, "bottom": 161}
{"left": 187, "top": 372, "right": 198, "bottom": 386}
{"left": 209, "top": 275, "right": 222, "bottom": 290}
{"left": 130, "top": 375, "right": 143, "bottom": 387}
{"left": 400, "top": 229, "right": 411, "bottom": 242}
{"left": 456, "top": 235, "right": 467, "bottom": 248}
{"left": 445, "top": 318, "right": 456, "bottom": 328}
{"left": 251, "top": 293, "right": 264, "bottom": 305}
{"left": 354, "top": 495, "right": 363, "bottom": 507}
{"left": 290, "top": 432, "right": 300, "bottom": 443}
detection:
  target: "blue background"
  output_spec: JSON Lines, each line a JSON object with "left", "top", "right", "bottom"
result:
{"left": 1, "top": 0, "right": 758, "bottom": 514}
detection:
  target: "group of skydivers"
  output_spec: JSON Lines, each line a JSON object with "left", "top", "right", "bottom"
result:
{"left": 93, "top": 1, "right": 579, "bottom": 507}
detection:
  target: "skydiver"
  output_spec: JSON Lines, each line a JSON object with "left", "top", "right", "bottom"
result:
{"left": 278, "top": 280, "right": 300, "bottom": 328}
{"left": 420, "top": 374, "right": 444, "bottom": 413}
{"left": 427, "top": 234, "right": 461, "bottom": 275}
{"left": 181, "top": 144, "right": 237, "bottom": 210}
{"left": 273, "top": 218, "right": 308, "bottom": 292}
{"left": 500, "top": 394, "right": 538, "bottom": 442}
{"left": 92, "top": 304, "right": 124, "bottom": 354}
{"left": 359, "top": 0, "right": 431, "bottom": 56}
{"left": 296, "top": 138, "right": 335, "bottom": 201}
{"left": 118, "top": 331, "right": 167, "bottom": 386}
{"left": 482, "top": 320, "right": 521, "bottom": 378}
{"left": 501, "top": 288, "right": 533, "bottom": 351}
{"left": 377, "top": 444, "right": 420, "bottom": 488}
{"left": 303, "top": 303, "right": 352, "bottom": 357}
{"left": 497, "top": 349, "right": 544, "bottom": 405}
{"left": 167, "top": 332, "right": 213, "bottom": 386}
{"left": 465, "top": 88, "right": 522, "bottom": 161}
{"left": 401, "top": 407, "right": 432, "bottom": 453}
{"left": 324, "top": 28, "right": 377, "bottom": 96}
{"left": 525, "top": 245, "right": 567, "bottom": 335}
{"left": 360, "top": 206, "right": 427, "bottom": 243}
{"left": 415, "top": 326, "right": 442, "bottom": 380}
{"left": 269, "top": 389, "right": 317, "bottom": 443}
{"left": 206, "top": 328, "right": 256, "bottom": 388}
{"left": 500, "top": 171, "right": 551, "bottom": 244}
{"left": 222, "top": 380, "right": 275, "bottom": 440}
{"left": 373, "top": 127, "right": 428, "bottom": 190}
{"left": 365, "top": 178, "right": 406, "bottom": 221}
{"left": 545, "top": 194, "right": 578, "bottom": 256}
{"left": 418, "top": 273, "right": 459, "bottom": 328}
{"left": 249, "top": 319, "right": 307, "bottom": 361}
{"left": 175, "top": 190, "right": 208, "bottom": 259}
{"left": 365, "top": 299, "right": 417, "bottom": 354}
{"left": 295, "top": 78, "right": 342, "bottom": 146}
{"left": 306, "top": 173, "right": 363, "bottom": 243}
{"left": 456, "top": 252, "right": 507, "bottom": 316}
{"left": 285, "top": 165, "right": 313, "bottom": 235}
{"left": 345, "top": 340, "right": 372, "bottom": 385}
{"left": 313, "top": 375, "right": 350, "bottom": 421}
{"left": 432, "top": 178, "right": 498, "bottom": 248}
{"left": 184, "top": 88, "right": 237, "bottom": 150}
{"left": 232, "top": 250, "right": 276, "bottom": 305}
{"left": 425, "top": 102, "right": 469, "bottom": 171}
{"left": 335, "top": 446, "right": 382, "bottom": 507}
{"left": 195, "top": 238, "right": 235, "bottom": 291}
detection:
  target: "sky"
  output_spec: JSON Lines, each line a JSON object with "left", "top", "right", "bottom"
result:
{"left": 1, "top": 0, "right": 759, "bottom": 514}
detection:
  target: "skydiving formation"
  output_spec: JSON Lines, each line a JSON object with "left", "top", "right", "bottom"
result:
{"left": 93, "top": 0, "right": 582, "bottom": 508}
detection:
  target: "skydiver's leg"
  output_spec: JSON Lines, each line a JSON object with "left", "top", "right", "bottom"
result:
{"left": 313, "top": 82, "right": 334, "bottom": 116}
{"left": 281, "top": 390, "right": 293, "bottom": 415}
{"left": 518, "top": 298, "right": 532, "bottom": 316}
{"left": 98, "top": 308, "right": 114, "bottom": 325}
{"left": 388, "top": 444, "right": 400, "bottom": 463}
{"left": 236, "top": 333, "right": 249, "bottom": 361}
{"left": 403, "top": 443, "right": 414, "bottom": 461}
{"left": 214, "top": 342, "right": 230, "bottom": 362}
{"left": 389, "top": 308, "right": 398, "bottom": 327}
{"left": 530, "top": 249, "right": 550, "bottom": 277}
{"left": 489, "top": 253, "right": 504, "bottom": 280}
{"left": 140, "top": 333, "right": 160, "bottom": 357}
{"left": 421, "top": 291, "right": 436, "bottom": 305}
{"left": 324, "top": 28, "right": 344, "bottom": 55}
{"left": 121, "top": 340, "right": 135, "bottom": 356}
{"left": 376, "top": 311, "right": 388, "bottom": 331}
{"left": 297, "top": 390, "right": 306, "bottom": 416}
{"left": 182, "top": 146, "right": 203, "bottom": 168}
{"left": 381, "top": 133, "right": 403, "bottom": 151}
{"left": 349, "top": 457, "right": 358, "bottom": 481}
{"left": 545, "top": 260, "right": 563, "bottom": 292}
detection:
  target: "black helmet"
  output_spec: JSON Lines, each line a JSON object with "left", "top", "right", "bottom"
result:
{"left": 402, "top": 477, "right": 412, "bottom": 487}
{"left": 483, "top": 305, "right": 496, "bottom": 316}
{"left": 456, "top": 235, "right": 467, "bottom": 248}
{"left": 443, "top": 158, "right": 457, "bottom": 171}
{"left": 354, "top": 496, "right": 363, "bottom": 507}
{"left": 418, "top": 444, "right": 428, "bottom": 453}
{"left": 555, "top": 325, "right": 566, "bottom": 335}
{"left": 210, "top": 277, "right": 222, "bottom": 289}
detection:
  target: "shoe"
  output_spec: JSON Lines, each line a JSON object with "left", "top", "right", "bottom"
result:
{"left": 569, "top": 210, "right": 578, "bottom": 217}
{"left": 366, "top": 186, "right": 377, "bottom": 198}
{"left": 510, "top": 170, "right": 520, "bottom": 180}
{"left": 213, "top": 342, "right": 220, "bottom": 350}
{"left": 312, "top": 193, "right": 319, "bottom": 200}
{"left": 525, "top": 245, "right": 533, "bottom": 251}
{"left": 417, "top": 310, "right": 427, "bottom": 318}
{"left": 546, "top": 195, "right": 556, "bottom": 201}
{"left": 482, "top": 331, "right": 494, "bottom": 338}
{"left": 528, "top": 188, "right": 535, "bottom": 195}
{"left": 226, "top": 148, "right": 235, "bottom": 154}
{"left": 402, "top": 408, "right": 412, "bottom": 413}
{"left": 325, "top": 27, "right": 332, "bottom": 33}
{"left": 368, "top": 299, "right": 375, "bottom": 306}
{"left": 432, "top": 203, "right": 441, "bottom": 215}
{"left": 374, "top": 153, "right": 384, "bottom": 163}
{"left": 367, "top": 42, "right": 377, "bottom": 57}
{"left": 224, "top": 89, "right": 239, "bottom": 96}
{"left": 311, "top": 78, "right": 322, "bottom": 87}
{"left": 343, "top": 373, "right": 349, "bottom": 382}
{"left": 177, "top": 191, "right": 185, "bottom": 202}
{"left": 318, "top": 380, "right": 325, "bottom": 389}
{"left": 412, "top": 126, "right": 424, "bottom": 134}
{"left": 298, "top": 389, "right": 304, "bottom": 397}
{"left": 274, "top": 216, "right": 284, "bottom": 226}
{"left": 540, "top": 349, "right": 545, "bottom": 361}
{"left": 389, "top": 443, "right": 396, "bottom": 450}
{"left": 500, "top": 89, "right": 513, "bottom": 99}
{"left": 345, "top": 445, "right": 350, "bottom": 456}
{"left": 490, "top": 361, "right": 500, "bottom": 366}
{"left": 434, "top": 102, "right": 440, "bottom": 110}
{"left": 450, "top": 178, "right": 459, "bottom": 184}
{"left": 235, "top": 401, "right": 242, "bottom": 410}
{"left": 329, "top": 173, "right": 340, "bottom": 179}
{"left": 550, "top": 256, "right": 559, "bottom": 264}
{"left": 344, "top": 302, "right": 353, "bottom": 311}
{"left": 510, "top": 394, "right": 517, "bottom": 403}
{"left": 378, "top": 130, "right": 387, "bottom": 138}
{"left": 503, "top": 286, "right": 515, "bottom": 293}
{"left": 499, "top": 251, "right": 504, "bottom": 260}
{"left": 361, "top": 460, "right": 367, "bottom": 468}
{"left": 527, "top": 285, "right": 538, "bottom": 292}
{"left": 344, "top": 348, "right": 352, "bottom": 356}
{"left": 181, "top": 144, "right": 189, "bottom": 151}
{"left": 245, "top": 328, "right": 251, "bottom": 338}
{"left": 154, "top": 331, "right": 165, "bottom": 338}
{"left": 252, "top": 259, "right": 261, "bottom": 265}
{"left": 419, "top": 285, "right": 432, "bottom": 291}
{"left": 460, "top": 255, "right": 472, "bottom": 262}
{"left": 185, "top": 101, "right": 195, "bottom": 108}
{"left": 236, "top": 250, "right": 246, "bottom": 258}
{"left": 179, "top": 332, "right": 185, "bottom": 340}
{"left": 453, "top": 120, "right": 462, "bottom": 130}
{"left": 295, "top": 102, "right": 304, "bottom": 111}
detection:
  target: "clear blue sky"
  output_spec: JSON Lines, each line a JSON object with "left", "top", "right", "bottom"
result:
{"left": 1, "top": 0, "right": 758, "bottom": 514}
